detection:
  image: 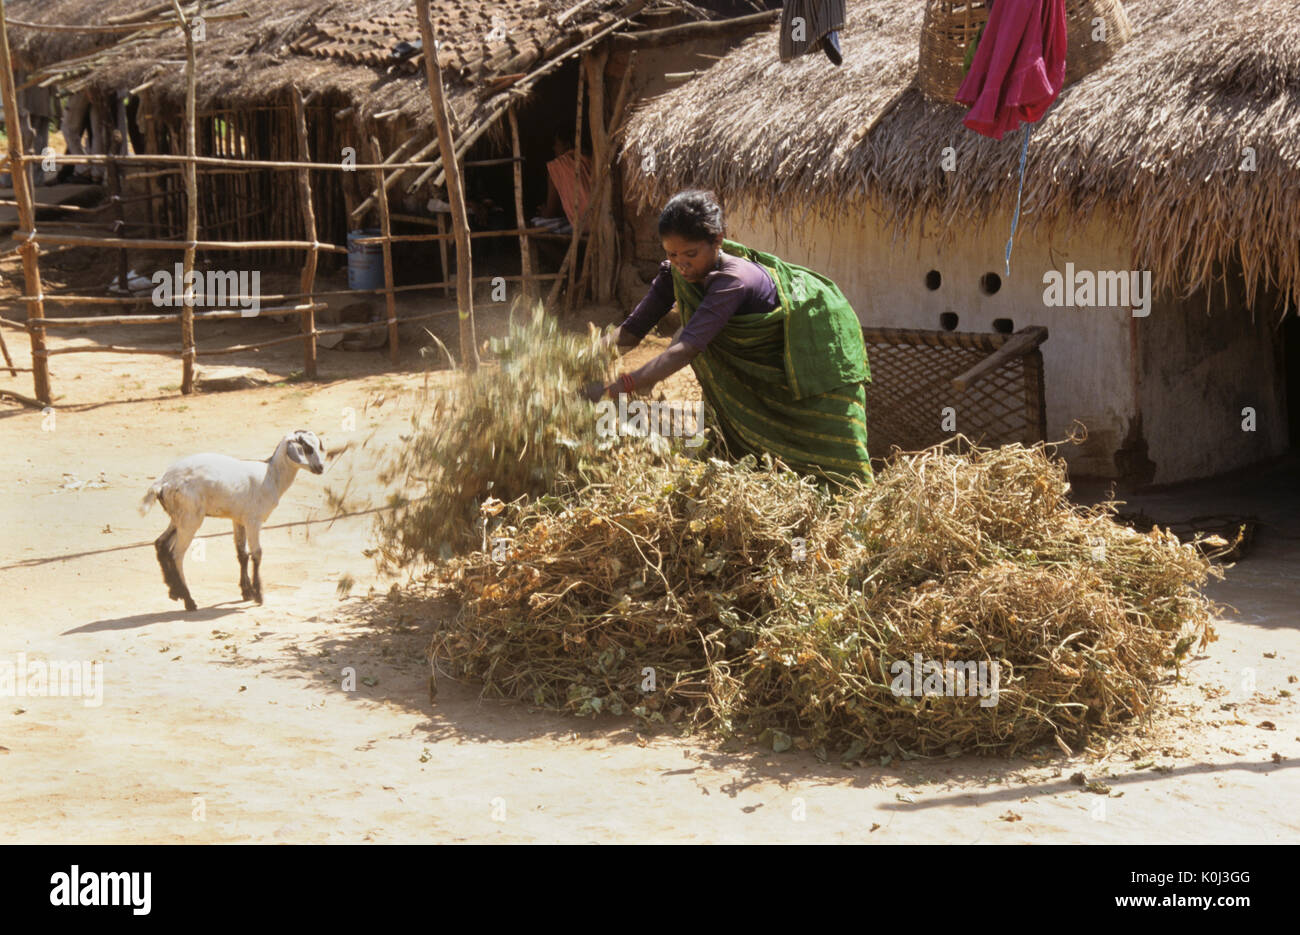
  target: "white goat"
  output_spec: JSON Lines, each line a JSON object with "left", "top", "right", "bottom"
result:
{"left": 139, "top": 430, "right": 326, "bottom": 611}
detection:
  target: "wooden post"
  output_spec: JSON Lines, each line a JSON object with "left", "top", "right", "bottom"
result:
{"left": 578, "top": 48, "right": 613, "bottom": 305}
{"left": 573, "top": 52, "right": 586, "bottom": 162}
{"left": 291, "top": 88, "right": 319, "bottom": 380}
{"left": 142, "top": 95, "right": 158, "bottom": 241}
{"left": 507, "top": 106, "right": 533, "bottom": 304}
{"left": 0, "top": 3, "right": 51, "bottom": 403}
{"left": 106, "top": 122, "right": 130, "bottom": 293}
{"left": 368, "top": 136, "right": 400, "bottom": 364}
{"left": 563, "top": 54, "right": 588, "bottom": 312}
{"left": 0, "top": 321, "right": 14, "bottom": 375}
{"left": 416, "top": 0, "right": 478, "bottom": 371}
{"left": 171, "top": 0, "right": 199, "bottom": 395}
{"left": 436, "top": 212, "right": 451, "bottom": 297}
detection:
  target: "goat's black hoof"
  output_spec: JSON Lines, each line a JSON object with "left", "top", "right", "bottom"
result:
{"left": 183, "top": 598, "right": 198, "bottom": 612}
{"left": 240, "top": 585, "right": 256, "bottom": 602}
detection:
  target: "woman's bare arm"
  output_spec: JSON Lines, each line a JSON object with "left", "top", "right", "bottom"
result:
{"left": 584, "top": 339, "right": 699, "bottom": 401}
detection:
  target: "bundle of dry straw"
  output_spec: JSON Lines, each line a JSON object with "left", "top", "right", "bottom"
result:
{"left": 376, "top": 315, "right": 1221, "bottom": 757}
{"left": 432, "top": 442, "right": 1221, "bottom": 758}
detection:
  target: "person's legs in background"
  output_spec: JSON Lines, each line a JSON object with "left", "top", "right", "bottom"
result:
{"left": 60, "top": 91, "right": 95, "bottom": 182}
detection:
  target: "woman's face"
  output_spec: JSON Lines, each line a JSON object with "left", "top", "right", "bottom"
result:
{"left": 662, "top": 233, "right": 721, "bottom": 284}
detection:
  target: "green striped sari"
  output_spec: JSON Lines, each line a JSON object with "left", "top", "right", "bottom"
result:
{"left": 672, "top": 239, "right": 873, "bottom": 484}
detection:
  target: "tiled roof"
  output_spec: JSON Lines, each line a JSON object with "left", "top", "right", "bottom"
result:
{"left": 289, "top": 1, "right": 645, "bottom": 86}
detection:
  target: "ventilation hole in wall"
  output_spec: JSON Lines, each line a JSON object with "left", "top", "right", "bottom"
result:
{"left": 980, "top": 272, "right": 1002, "bottom": 295}
{"left": 925, "top": 270, "right": 942, "bottom": 291}
{"left": 939, "top": 312, "right": 959, "bottom": 331}
{"left": 992, "top": 318, "right": 1014, "bottom": 334}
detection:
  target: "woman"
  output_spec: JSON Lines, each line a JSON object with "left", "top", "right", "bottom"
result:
{"left": 585, "top": 190, "right": 873, "bottom": 483}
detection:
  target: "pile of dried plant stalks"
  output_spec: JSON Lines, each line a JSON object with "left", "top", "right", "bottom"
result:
{"left": 430, "top": 441, "right": 1222, "bottom": 759}
{"left": 379, "top": 314, "right": 1221, "bottom": 757}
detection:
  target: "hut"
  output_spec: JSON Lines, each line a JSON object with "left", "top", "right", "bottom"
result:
{"left": 5, "top": 0, "right": 779, "bottom": 305}
{"left": 621, "top": 0, "right": 1300, "bottom": 485}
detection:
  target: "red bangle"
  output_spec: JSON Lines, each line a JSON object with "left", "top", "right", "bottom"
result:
{"left": 620, "top": 372, "right": 635, "bottom": 395}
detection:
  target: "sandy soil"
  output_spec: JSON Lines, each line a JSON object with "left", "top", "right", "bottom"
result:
{"left": 1, "top": 309, "right": 1297, "bottom": 844}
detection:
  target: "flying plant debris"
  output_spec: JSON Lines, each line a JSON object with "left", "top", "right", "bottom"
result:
{"left": 373, "top": 310, "right": 677, "bottom": 568}
{"left": 429, "top": 440, "right": 1222, "bottom": 758}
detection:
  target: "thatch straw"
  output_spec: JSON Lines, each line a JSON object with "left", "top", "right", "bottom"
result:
{"left": 622, "top": 0, "right": 1300, "bottom": 313}
{"left": 430, "top": 440, "right": 1221, "bottom": 757}
{"left": 371, "top": 308, "right": 677, "bottom": 567}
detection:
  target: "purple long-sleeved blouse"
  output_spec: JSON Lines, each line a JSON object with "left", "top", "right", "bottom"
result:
{"left": 620, "top": 251, "right": 780, "bottom": 350}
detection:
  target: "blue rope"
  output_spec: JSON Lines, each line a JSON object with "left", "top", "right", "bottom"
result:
{"left": 1004, "top": 122, "right": 1034, "bottom": 276}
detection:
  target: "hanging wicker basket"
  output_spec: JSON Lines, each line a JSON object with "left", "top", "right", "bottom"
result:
{"left": 918, "top": 0, "right": 1133, "bottom": 103}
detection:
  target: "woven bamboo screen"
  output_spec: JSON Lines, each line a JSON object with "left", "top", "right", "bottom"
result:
{"left": 861, "top": 326, "right": 1047, "bottom": 459}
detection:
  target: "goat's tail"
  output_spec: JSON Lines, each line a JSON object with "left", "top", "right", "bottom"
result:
{"left": 139, "top": 482, "right": 163, "bottom": 517}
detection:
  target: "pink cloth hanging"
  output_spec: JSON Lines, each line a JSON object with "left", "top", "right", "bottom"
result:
{"left": 955, "top": 0, "right": 1068, "bottom": 140}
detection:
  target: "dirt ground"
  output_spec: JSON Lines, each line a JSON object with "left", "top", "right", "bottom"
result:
{"left": 1, "top": 306, "right": 1297, "bottom": 843}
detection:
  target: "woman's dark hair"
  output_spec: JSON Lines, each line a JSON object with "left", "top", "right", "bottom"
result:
{"left": 658, "top": 190, "right": 724, "bottom": 242}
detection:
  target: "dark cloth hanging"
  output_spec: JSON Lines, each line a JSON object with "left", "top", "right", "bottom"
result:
{"left": 779, "top": 0, "right": 847, "bottom": 66}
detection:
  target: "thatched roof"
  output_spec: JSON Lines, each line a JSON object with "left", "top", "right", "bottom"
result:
{"left": 8, "top": 0, "right": 710, "bottom": 130}
{"left": 622, "top": 0, "right": 1300, "bottom": 311}
{"left": 5, "top": 0, "right": 164, "bottom": 69}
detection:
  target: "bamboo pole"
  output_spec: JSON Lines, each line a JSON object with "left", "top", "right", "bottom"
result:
{"left": 508, "top": 106, "right": 533, "bottom": 304}
{"left": 107, "top": 3, "right": 172, "bottom": 24}
{"left": 26, "top": 232, "right": 347, "bottom": 252}
{"left": 4, "top": 12, "right": 247, "bottom": 32}
{"left": 106, "top": 122, "right": 131, "bottom": 290}
{"left": 0, "top": 2, "right": 50, "bottom": 402}
{"left": 24, "top": 309, "right": 472, "bottom": 365}
{"left": 435, "top": 212, "right": 451, "bottom": 297}
{"left": 171, "top": 0, "right": 199, "bottom": 394}
{"left": 577, "top": 48, "right": 613, "bottom": 306}
{"left": 951, "top": 327, "right": 1049, "bottom": 392}
{"left": 42, "top": 345, "right": 179, "bottom": 356}
{"left": 142, "top": 94, "right": 158, "bottom": 242}
{"left": 17, "top": 151, "right": 437, "bottom": 171}
{"left": 367, "top": 136, "right": 400, "bottom": 364}
{"left": 22, "top": 273, "right": 560, "bottom": 313}
{"left": 0, "top": 318, "right": 14, "bottom": 375}
{"left": 33, "top": 304, "right": 325, "bottom": 328}
{"left": 350, "top": 135, "right": 440, "bottom": 221}
{"left": 291, "top": 87, "right": 319, "bottom": 380}
{"left": 562, "top": 54, "right": 588, "bottom": 312}
{"left": 416, "top": 0, "right": 477, "bottom": 371}
{"left": 610, "top": 8, "right": 779, "bottom": 46}
{"left": 21, "top": 275, "right": 562, "bottom": 317}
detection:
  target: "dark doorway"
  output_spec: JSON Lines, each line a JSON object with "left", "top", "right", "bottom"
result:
{"left": 1285, "top": 311, "right": 1300, "bottom": 446}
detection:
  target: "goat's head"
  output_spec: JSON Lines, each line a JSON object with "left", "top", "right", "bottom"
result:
{"left": 284, "top": 429, "right": 326, "bottom": 475}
